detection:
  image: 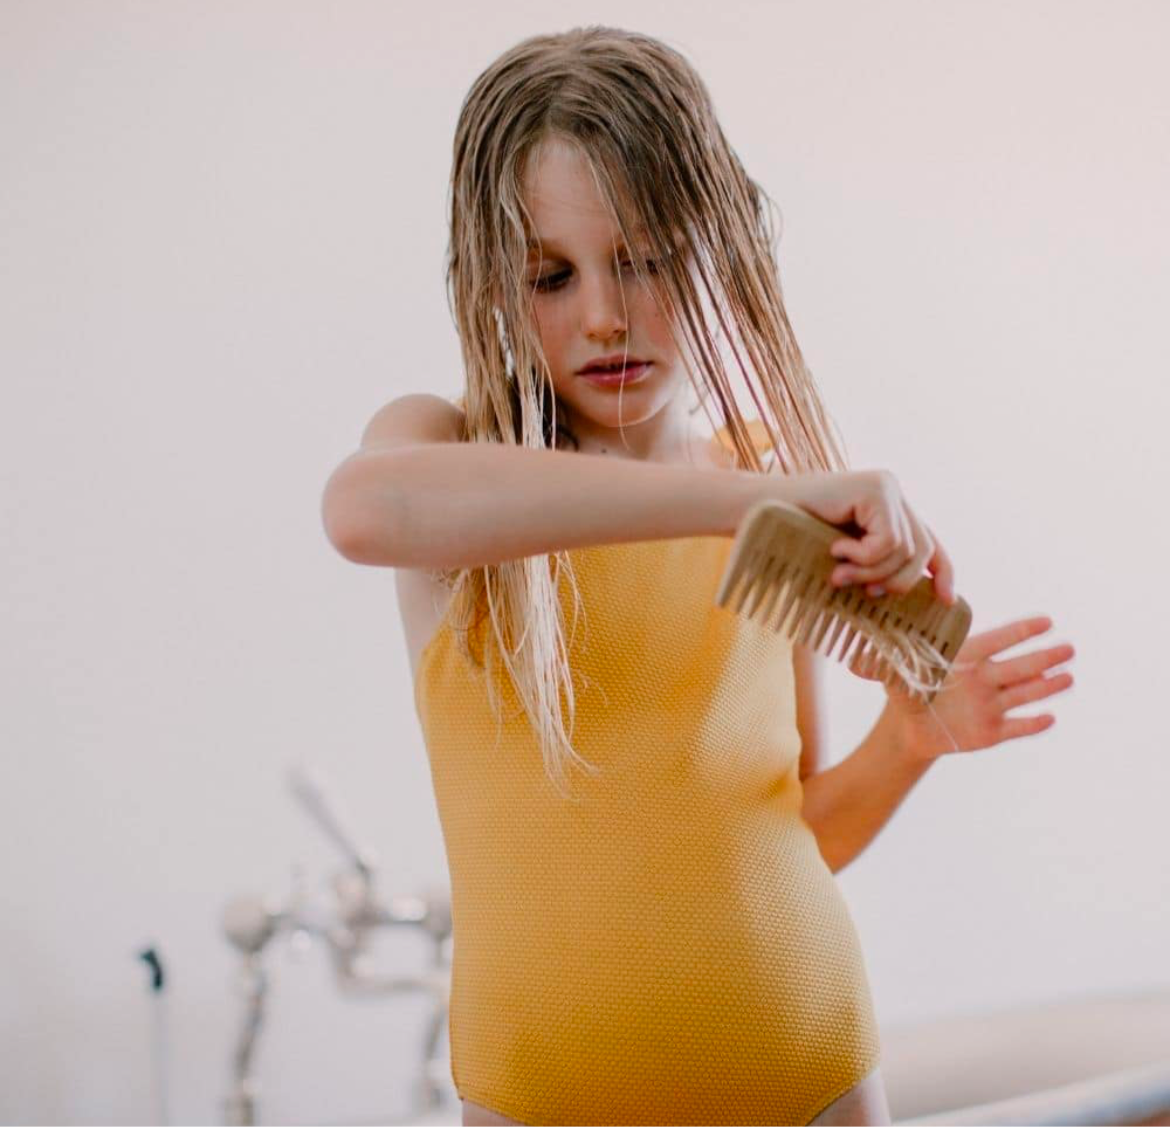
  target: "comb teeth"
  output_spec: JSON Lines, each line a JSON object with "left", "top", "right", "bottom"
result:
{"left": 715, "top": 498, "right": 973, "bottom": 703}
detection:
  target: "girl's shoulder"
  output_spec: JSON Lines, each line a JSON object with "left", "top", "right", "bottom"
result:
{"left": 710, "top": 417, "right": 780, "bottom": 470}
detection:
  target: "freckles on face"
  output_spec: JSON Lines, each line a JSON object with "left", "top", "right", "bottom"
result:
{"left": 520, "top": 138, "right": 681, "bottom": 387}
{"left": 536, "top": 270, "right": 686, "bottom": 416}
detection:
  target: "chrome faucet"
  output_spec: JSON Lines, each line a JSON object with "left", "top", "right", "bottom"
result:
{"left": 220, "top": 764, "right": 454, "bottom": 1125}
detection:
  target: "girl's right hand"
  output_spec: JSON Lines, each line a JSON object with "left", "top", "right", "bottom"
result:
{"left": 780, "top": 469, "right": 956, "bottom": 605}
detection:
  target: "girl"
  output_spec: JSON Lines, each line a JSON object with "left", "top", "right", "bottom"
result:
{"left": 322, "top": 26, "right": 1075, "bottom": 1127}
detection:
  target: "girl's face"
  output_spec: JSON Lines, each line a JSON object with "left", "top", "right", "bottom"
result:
{"left": 520, "top": 137, "right": 692, "bottom": 459}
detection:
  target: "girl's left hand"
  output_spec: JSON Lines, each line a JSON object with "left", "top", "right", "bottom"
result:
{"left": 850, "top": 615, "right": 1076, "bottom": 760}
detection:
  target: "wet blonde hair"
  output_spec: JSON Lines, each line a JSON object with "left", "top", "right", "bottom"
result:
{"left": 438, "top": 26, "right": 852, "bottom": 799}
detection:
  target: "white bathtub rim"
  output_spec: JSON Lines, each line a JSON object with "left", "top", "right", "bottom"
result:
{"left": 896, "top": 1057, "right": 1170, "bottom": 1126}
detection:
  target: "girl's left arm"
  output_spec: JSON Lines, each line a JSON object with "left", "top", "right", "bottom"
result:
{"left": 795, "top": 657, "right": 935, "bottom": 874}
{"left": 794, "top": 615, "right": 1076, "bottom": 874}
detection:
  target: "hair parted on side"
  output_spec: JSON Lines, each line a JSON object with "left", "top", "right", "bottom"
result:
{"left": 438, "top": 25, "right": 852, "bottom": 800}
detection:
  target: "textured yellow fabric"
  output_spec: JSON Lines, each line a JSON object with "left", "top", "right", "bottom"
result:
{"left": 412, "top": 426, "right": 882, "bottom": 1125}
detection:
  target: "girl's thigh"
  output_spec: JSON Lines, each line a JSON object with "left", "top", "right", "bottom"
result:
{"left": 460, "top": 1066, "right": 891, "bottom": 1127}
{"left": 808, "top": 1065, "right": 892, "bottom": 1126}
{"left": 462, "top": 1097, "right": 523, "bottom": 1126}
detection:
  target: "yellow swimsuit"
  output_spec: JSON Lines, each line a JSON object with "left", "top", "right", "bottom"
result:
{"left": 413, "top": 426, "right": 882, "bottom": 1125}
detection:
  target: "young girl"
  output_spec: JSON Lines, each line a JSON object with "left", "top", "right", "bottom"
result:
{"left": 322, "top": 26, "right": 1075, "bottom": 1127}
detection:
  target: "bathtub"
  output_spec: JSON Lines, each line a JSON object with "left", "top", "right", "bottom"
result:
{"left": 882, "top": 988, "right": 1170, "bottom": 1125}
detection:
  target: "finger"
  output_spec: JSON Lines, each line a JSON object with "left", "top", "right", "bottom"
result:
{"left": 831, "top": 517, "right": 912, "bottom": 587}
{"left": 829, "top": 507, "right": 902, "bottom": 567}
{"left": 997, "top": 713, "right": 1057, "bottom": 739}
{"left": 884, "top": 500, "right": 912, "bottom": 566}
{"left": 876, "top": 503, "right": 933, "bottom": 597}
{"left": 998, "top": 643, "right": 1077, "bottom": 686}
{"left": 829, "top": 530, "right": 877, "bottom": 565}
{"left": 830, "top": 536, "right": 900, "bottom": 574}
{"left": 999, "top": 670, "right": 1074, "bottom": 712}
{"left": 837, "top": 512, "right": 921, "bottom": 595}
{"left": 878, "top": 552, "right": 930, "bottom": 597}
{"left": 962, "top": 616, "right": 1054, "bottom": 664}
{"left": 831, "top": 548, "right": 906, "bottom": 589}
{"left": 922, "top": 521, "right": 956, "bottom": 605}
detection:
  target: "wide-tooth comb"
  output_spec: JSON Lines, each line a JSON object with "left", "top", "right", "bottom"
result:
{"left": 715, "top": 498, "right": 972, "bottom": 704}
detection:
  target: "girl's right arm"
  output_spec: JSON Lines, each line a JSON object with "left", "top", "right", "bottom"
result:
{"left": 320, "top": 394, "right": 953, "bottom": 602}
{"left": 320, "top": 393, "right": 780, "bottom": 567}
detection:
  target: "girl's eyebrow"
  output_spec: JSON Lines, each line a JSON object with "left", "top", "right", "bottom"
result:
{"left": 526, "top": 227, "right": 649, "bottom": 251}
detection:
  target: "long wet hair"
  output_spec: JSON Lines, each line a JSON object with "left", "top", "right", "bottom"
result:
{"left": 437, "top": 26, "right": 852, "bottom": 799}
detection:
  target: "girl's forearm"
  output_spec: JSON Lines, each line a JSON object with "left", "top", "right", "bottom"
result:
{"left": 326, "top": 441, "right": 811, "bottom": 569}
{"left": 799, "top": 703, "right": 936, "bottom": 873}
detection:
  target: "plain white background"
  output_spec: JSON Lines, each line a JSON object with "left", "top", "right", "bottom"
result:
{"left": 3, "top": 1, "right": 1167, "bottom": 1123}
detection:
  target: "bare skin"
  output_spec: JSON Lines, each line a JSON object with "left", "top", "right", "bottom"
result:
{"left": 461, "top": 1064, "right": 892, "bottom": 1125}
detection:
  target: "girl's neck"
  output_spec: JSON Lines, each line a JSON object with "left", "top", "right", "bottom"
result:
{"left": 554, "top": 393, "right": 711, "bottom": 465}
{"left": 557, "top": 421, "right": 726, "bottom": 468}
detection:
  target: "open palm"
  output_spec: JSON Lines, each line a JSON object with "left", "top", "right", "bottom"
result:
{"left": 850, "top": 615, "right": 1076, "bottom": 760}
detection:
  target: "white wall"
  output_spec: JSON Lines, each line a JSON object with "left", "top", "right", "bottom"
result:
{"left": 2, "top": 1, "right": 1166, "bottom": 1123}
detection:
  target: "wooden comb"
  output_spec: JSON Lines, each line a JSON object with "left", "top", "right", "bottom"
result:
{"left": 715, "top": 498, "right": 972, "bottom": 704}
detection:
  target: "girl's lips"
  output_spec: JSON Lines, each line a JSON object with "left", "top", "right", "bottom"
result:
{"left": 579, "top": 361, "right": 653, "bottom": 386}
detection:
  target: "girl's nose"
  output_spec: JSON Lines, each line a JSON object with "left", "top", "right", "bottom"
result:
{"left": 579, "top": 274, "right": 628, "bottom": 340}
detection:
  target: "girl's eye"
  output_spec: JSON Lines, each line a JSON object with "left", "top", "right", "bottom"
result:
{"left": 530, "top": 258, "right": 660, "bottom": 293}
{"left": 532, "top": 270, "right": 570, "bottom": 292}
